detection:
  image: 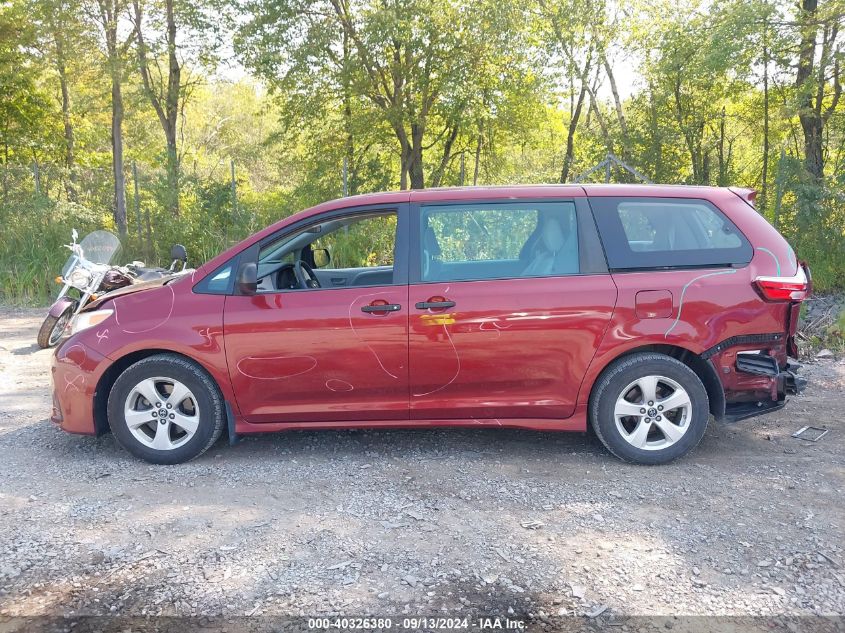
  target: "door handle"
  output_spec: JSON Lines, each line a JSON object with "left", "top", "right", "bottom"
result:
{"left": 415, "top": 300, "right": 456, "bottom": 310}
{"left": 361, "top": 303, "right": 401, "bottom": 313}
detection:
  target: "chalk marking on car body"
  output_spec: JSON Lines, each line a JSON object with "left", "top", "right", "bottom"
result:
{"left": 236, "top": 354, "right": 317, "bottom": 380}
{"left": 664, "top": 269, "right": 739, "bottom": 338}
{"left": 113, "top": 284, "right": 176, "bottom": 334}
{"left": 347, "top": 291, "right": 400, "bottom": 379}
{"left": 756, "top": 247, "right": 781, "bottom": 276}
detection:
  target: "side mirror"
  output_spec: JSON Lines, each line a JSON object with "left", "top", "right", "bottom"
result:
{"left": 312, "top": 248, "right": 331, "bottom": 268}
{"left": 170, "top": 244, "right": 187, "bottom": 262}
{"left": 236, "top": 262, "right": 258, "bottom": 295}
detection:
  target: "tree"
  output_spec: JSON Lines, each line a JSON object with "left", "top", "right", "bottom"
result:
{"left": 133, "top": 0, "right": 182, "bottom": 214}
{"left": 793, "top": 0, "right": 844, "bottom": 180}
{"left": 131, "top": 0, "right": 213, "bottom": 214}
{"left": 632, "top": 0, "right": 759, "bottom": 184}
{"left": 92, "top": 0, "right": 133, "bottom": 235}
{"left": 536, "top": 0, "right": 606, "bottom": 182}
{"left": 237, "top": 0, "right": 535, "bottom": 189}
{"left": 30, "top": 0, "right": 94, "bottom": 200}
{"left": 0, "top": 0, "right": 60, "bottom": 201}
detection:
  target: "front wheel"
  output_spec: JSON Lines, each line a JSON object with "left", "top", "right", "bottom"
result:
{"left": 107, "top": 354, "right": 225, "bottom": 464}
{"left": 589, "top": 352, "right": 710, "bottom": 465}
{"left": 37, "top": 303, "right": 76, "bottom": 349}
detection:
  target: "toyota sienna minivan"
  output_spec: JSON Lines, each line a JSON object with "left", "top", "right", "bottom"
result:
{"left": 51, "top": 185, "right": 810, "bottom": 465}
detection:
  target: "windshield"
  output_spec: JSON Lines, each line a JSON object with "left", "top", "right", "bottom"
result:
{"left": 62, "top": 230, "right": 122, "bottom": 277}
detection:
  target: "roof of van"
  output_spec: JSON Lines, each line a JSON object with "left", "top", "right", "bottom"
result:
{"left": 325, "top": 183, "right": 735, "bottom": 207}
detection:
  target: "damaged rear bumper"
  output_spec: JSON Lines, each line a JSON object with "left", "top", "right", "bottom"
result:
{"left": 723, "top": 354, "right": 806, "bottom": 422}
{"left": 782, "top": 362, "right": 807, "bottom": 395}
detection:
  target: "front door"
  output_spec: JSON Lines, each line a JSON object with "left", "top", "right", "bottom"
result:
{"left": 408, "top": 198, "right": 617, "bottom": 420}
{"left": 224, "top": 206, "right": 409, "bottom": 423}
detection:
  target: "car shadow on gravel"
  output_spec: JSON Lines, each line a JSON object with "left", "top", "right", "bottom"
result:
{"left": 10, "top": 343, "right": 41, "bottom": 356}
{"left": 4, "top": 416, "right": 765, "bottom": 467}
{"left": 210, "top": 422, "right": 761, "bottom": 470}
{"left": 225, "top": 427, "right": 608, "bottom": 465}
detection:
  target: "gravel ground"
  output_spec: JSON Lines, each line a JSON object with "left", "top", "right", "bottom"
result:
{"left": 0, "top": 306, "right": 843, "bottom": 628}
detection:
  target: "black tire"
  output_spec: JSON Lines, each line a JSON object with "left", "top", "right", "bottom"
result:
{"left": 37, "top": 304, "right": 75, "bottom": 349}
{"left": 589, "top": 352, "right": 710, "bottom": 465}
{"left": 107, "top": 353, "right": 225, "bottom": 464}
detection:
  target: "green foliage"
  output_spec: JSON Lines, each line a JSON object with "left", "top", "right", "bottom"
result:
{"left": 1, "top": 0, "right": 844, "bottom": 305}
{"left": 0, "top": 199, "right": 104, "bottom": 303}
{"left": 428, "top": 207, "right": 539, "bottom": 262}
{"left": 312, "top": 215, "right": 397, "bottom": 269}
{"left": 769, "top": 156, "right": 845, "bottom": 291}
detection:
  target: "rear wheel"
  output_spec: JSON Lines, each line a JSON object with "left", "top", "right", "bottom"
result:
{"left": 37, "top": 304, "right": 75, "bottom": 349}
{"left": 107, "top": 354, "right": 224, "bottom": 464}
{"left": 589, "top": 353, "right": 710, "bottom": 464}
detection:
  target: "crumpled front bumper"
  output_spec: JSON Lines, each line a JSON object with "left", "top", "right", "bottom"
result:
{"left": 50, "top": 338, "right": 110, "bottom": 435}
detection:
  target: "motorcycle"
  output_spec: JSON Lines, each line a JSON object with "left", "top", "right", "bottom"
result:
{"left": 37, "top": 230, "right": 190, "bottom": 349}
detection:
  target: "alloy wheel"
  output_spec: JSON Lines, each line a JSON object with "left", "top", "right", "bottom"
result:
{"left": 123, "top": 376, "right": 200, "bottom": 451}
{"left": 613, "top": 374, "right": 692, "bottom": 451}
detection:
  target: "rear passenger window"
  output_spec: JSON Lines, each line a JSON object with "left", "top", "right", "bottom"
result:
{"left": 591, "top": 197, "right": 751, "bottom": 270}
{"left": 420, "top": 202, "right": 578, "bottom": 282}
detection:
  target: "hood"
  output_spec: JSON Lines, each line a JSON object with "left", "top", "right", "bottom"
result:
{"left": 83, "top": 275, "right": 177, "bottom": 312}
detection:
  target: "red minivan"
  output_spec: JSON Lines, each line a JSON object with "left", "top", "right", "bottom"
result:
{"left": 51, "top": 185, "right": 809, "bottom": 464}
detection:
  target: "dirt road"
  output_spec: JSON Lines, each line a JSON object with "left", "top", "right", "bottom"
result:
{"left": 1, "top": 307, "right": 843, "bottom": 627}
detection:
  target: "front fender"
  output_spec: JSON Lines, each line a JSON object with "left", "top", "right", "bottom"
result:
{"left": 49, "top": 296, "right": 78, "bottom": 318}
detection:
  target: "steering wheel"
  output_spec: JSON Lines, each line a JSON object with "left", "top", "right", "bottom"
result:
{"left": 294, "top": 260, "right": 321, "bottom": 289}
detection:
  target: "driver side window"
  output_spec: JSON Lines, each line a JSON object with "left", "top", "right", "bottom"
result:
{"left": 257, "top": 211, "right": 398, "bottom": 292}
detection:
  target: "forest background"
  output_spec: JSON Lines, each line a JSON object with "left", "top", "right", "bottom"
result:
{"left": 1, "top": 0, "right": 843, "bottom": 307}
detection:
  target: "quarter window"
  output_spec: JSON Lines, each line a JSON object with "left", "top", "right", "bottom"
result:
{"left": 591, "top": 197, "right": 751, "bottom": 270}
{"left": 194, "top": 261, "right": 235, "bottom": 294}
{"left": 420, "top": 202, "right": 579, "bottom": 282}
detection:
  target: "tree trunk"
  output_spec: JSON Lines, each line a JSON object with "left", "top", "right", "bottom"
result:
{"left": 399, "top": 140, "right": 409, "bottom": 190}
{"left": 560, "top": 81, "right": 587, "bottom": 183}
{"left": 2, "top": 140, "right": 8, "bottom": 203}
{"left": 472, "top": 124, "right": 482, "bottom": 186}
{"left": 760, "top": 23, "right": 770, "bottom": 211}
{"left": 602, "top": 54, "right": 630, "bottom": 160}
{"left": 134, "top": 0, "right": 181, "bottom": 214}
{"left": 648, "top": 83, "right": 662, "bottom": 181}
{"left": 408, "top": 123, "right": 425, "bottom": 189}
{"left": 588, "top": 94, "right": 612, "bottom": 153}
{"left": 795, "top": 0, "right": 821, "bottom": 178}
{"left": 111, "top": 73, "right": 127, "bottom": 237}
{"left": 717, "top": 107, "right": 727, "bottom": 186}
{"left": 430, "top": 123, "right": 459, "bottom": 188}
{"left": 99, "top": 0, "right": 128, "bottom": 237}
{"left": 165, "top": 128, "right": 179, "bottom": 215}
{"left": 163, "top": 0, "right": 180, "bottom": 214}
{"left": 800, "top": 117, "right": 825, "bottom": 178}
{"left": 342, "top": 28, "right": 356, "bottom": 195}
{"left": 55, "top": 33, "right": 76, "bottom": 201}
{"left": 793, "top": 0, "right": 840, "bottom": 181}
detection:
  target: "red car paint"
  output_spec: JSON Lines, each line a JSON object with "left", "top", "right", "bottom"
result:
{"left": 51, "top": 184, "right": 807, "bottom": 440}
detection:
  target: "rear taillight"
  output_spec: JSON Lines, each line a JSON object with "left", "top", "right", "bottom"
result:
{"left": 755, "top": 266, "right": 809, "bottom": 302}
